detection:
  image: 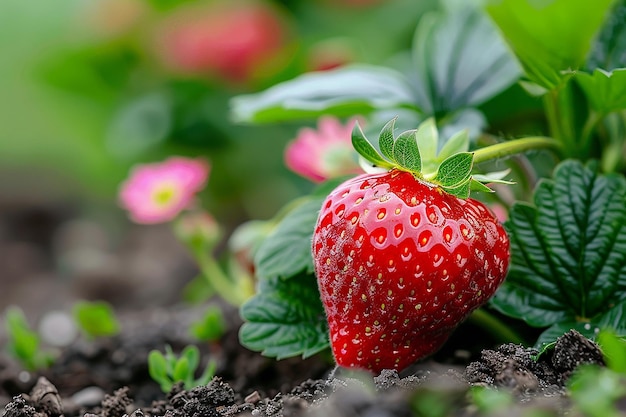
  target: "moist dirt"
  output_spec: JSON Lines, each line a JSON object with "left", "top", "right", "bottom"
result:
{"left": 0, "top": 306, "right": 605, "bottom": 417}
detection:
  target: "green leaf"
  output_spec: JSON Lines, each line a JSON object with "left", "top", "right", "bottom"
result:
{"left": 486, "top": 0, "right": 614, "bottom": 90}
{"left": 378, "top": 117, "right": 397, "bottom": 161}
{"left": 181, "top": 345, "right": 199, "bottom": 374}
{"left": 491, "top": 160, "right": 626, "bottom": 334}
{"left": 392, "top": 129, "right": 421, "bottom": 172}
{"left": 433, "top": 152, "right": 473, "bottom": 187}
{"left": 576, "top": 69, "right": 626, "bottom": 113}
{"left": 72, "top": 300, "right": 120, "bottom": 338}
{"left": 413, "top": 6, "right": 521, "bottom": 113}
{"left": 230, "top": 65, "right": 418, "bottom": 123}
{"left": 352, "top": 122, "right": 394, "bottom": 168}
{"left": 586, "top": 0, "right": 626, "bottom": 71}
{"left": 239, "top": 273, "right": 329, "bottom": 360}
{"left": 254, "top": 198, "right": 323, "bottom": 280}
{"left": 173, "top": 357, "right": 190, "bottom": 383}
{"left": 148, "top": 350, "right": 169, "bottom": 382}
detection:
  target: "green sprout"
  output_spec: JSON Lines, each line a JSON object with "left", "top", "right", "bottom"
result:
{"left": 148, "top": 344, "right": 216, "bottom": 393}
{"left": 72, "top": 300, "right": 120, "bottom": 339}
{"left": 189, "top": 306, "right": 226, "bottom": 342}
{"left": 3, "top": 306, "right": 54, "bottom": 371}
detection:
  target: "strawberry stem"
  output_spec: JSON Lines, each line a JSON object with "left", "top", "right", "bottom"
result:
{"left": 473, "top": 136, "right": 562, "bottom": 165}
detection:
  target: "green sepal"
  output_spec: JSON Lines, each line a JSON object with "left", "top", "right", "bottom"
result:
{"left": 392, "top": 129, "right": 421, "bottom": 173}
{"left": 469, "top": 179, "right": 495, "bottom": 193}
{"left": 378, "top": 117, "right": 397, "bottom": 161}
{"left": 415, "top": 118, "right": 438, "bottom": 163}
{"left": 472, "top": 169, "right": 514, "bottom": 184}
{"left": 352, "top": 122, "right": 394, "bottom": 169}
{"left": 442, "top": 178, "right": 472, "bottom": 199}
{"left": 432, "top": 152, "right": 473, "bottom": 187}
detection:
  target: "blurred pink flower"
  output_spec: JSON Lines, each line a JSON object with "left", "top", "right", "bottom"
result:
{"left": 155, "top": 0, "right": 287, "bottom": 82}
{"left": 285, "top": 116, "right": 363, "bottom": 183}
{"left": 119, "top": 157, "right": 209, "bottom": 224}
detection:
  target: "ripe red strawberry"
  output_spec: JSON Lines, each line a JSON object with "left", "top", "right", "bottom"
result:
{"left": 312, "top": 118, "right": 510, "bottom": 373}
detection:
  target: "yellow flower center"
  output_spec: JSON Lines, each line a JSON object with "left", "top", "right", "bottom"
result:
{"left": 152, "top": 184, "right": 177, "bottom": 206}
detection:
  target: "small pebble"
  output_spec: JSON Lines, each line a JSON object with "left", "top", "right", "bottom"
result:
{"left": 245, "top": 391, "right": 261, "bottom": 404}
{"left": 39, "top": 311, "right": 77, "bottom": 347}
{"left": 72, "top": 386, "right": 106, "bottom": 407}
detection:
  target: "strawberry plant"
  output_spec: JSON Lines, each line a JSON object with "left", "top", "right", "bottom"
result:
{"left": 234, "top": 0, "right": 626, "bottom": 375}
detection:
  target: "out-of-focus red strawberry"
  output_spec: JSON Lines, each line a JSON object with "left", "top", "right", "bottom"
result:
{"left": 154, "top": 0, "right": 288, "bottom": 83}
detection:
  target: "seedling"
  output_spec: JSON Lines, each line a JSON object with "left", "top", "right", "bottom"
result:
{"left": 148, "top": 344, "right": 216, "bottom": 393}
{"left": 190, "top": 306, "right": 226, "bottom": 343}
{"left": 73, "top": 300, "right": 120, "bottom": 339}
{"left": 3, "top": 306, "right": 54, "bottom": 371}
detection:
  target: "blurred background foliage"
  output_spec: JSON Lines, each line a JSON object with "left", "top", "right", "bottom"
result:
{"left": 0, "top": 0, "right": 451, "bottom": 228}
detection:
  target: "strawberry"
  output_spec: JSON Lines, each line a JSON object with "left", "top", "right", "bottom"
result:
{"left": 312, "top": 118, "right": 510, "bottom": 373}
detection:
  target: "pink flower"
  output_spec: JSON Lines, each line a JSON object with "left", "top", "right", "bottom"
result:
{"left": 154, "top": 0, "right": 287, "bottom": 82}
{"left": 285, "top": 116, "right": 363, "bottom": 183}
{"left": 119, "top": 157, "right": 209, "bottom": 224}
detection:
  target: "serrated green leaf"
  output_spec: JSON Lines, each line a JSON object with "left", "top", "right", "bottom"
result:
{"left": 413, "top": 6, "right": 521, "bottom": 113}
{"left": 230, "top": 65, "right": 418, "bottom": 123}
{"left": 352, "top": 122, "right": 394, "bottom": 168}
{"left": 239, "top": 273, "right": 329, "bottom": 360}
{"left": 576, "top": 69, "right": 626, "bottom": 113}
{"left": 433, "top": 152, "right": 473, "bottom": 187}
{"left": 438, "top": 129, "right": 470, "bottom": 162}
{"left": 491, "top": 160, "right": 626, "bottom": 335}
{"left": 254, "top": 198, "right": 323, "bottom": 281}
{"left": 486, "top": 0, "right": 613, "bottom": 90}
{"left": 378, "top": 117, "right": 397, "bottom": 161}
{"left": 415, "top": 118, "right": 438, "bottom": 163}
{"left": 393, "top": 129, "right": 422, "bottom": 172}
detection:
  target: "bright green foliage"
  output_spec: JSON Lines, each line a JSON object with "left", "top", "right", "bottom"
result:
{"left": 189, "top": 306, "right": 226, "bottom": 342}
{"left": 148, "top": 345, "right": 216, "bottom": 393}
{"left": 486, "top": 0, "right": 614, "bottom": 90}
{"left": 576, "top": 69, "right": 626, "bottom": 113}
{"left": 491, "top": 160, "right": 626, "bottom": 348}
{"left": 597, "top": 330, "right": 626, "bottom": 374}
{"left": 73, "top": 301, "right": 120, "bottom": 339}
{"left": 4, "top": 306, "right": 54, "bottom": 371}
{"left": 568, "top": 365, "right": 626, "bottom": 417}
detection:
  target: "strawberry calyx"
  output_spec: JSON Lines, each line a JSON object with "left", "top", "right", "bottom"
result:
{"left": 353, "top": 117, "right": 514, "bottom": 199}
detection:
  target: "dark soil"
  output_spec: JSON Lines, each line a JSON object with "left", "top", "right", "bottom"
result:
{"left": 0, "top": 202, "right": 609, "bottom": 417}
{"left": 0, "top": 311, "right": 606, "bottom": 417}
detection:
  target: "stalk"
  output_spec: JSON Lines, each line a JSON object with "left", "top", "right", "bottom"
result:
{"left": 469, "top": 309, "right": 526, "bottom": 345}
{"left": 473, "top": 136, "right": 563, "bottom": 165}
